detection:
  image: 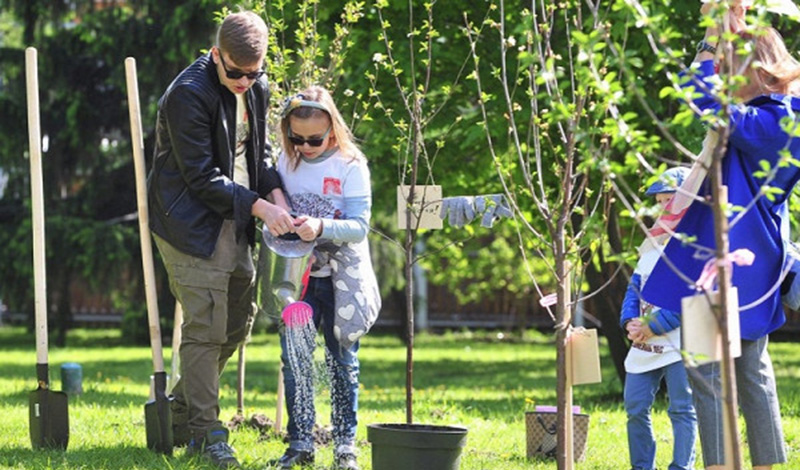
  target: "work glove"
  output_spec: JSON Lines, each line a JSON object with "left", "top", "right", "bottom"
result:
{"left": 476, "top": 194, "right": 513, "bottom": 227}
{"left": 439, "top": 196, "right": 476, "bottom": 228}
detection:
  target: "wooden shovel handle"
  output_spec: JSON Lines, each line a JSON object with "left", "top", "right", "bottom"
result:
{"left": 236, "top": 343, "right": 245, "bottom": 415}
{"left": 124, "top": 57, "right": 165, "bottom": 373}
{"left": 25, "top": 47, "right": 49, "bottom": 367}
{"left": 169, "top": 301, "right": 182, "bottom": 383}
{"left": 275, "top": 366, "right": 284, "bottom": 433}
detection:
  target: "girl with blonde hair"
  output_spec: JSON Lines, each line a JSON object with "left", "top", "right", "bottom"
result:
{"left": 269, "top": 85, "right": 379, "bottom": 470}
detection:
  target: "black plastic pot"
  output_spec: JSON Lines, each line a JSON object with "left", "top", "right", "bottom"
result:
{"left": 367, "top": 423, "right": 468, "bottom": 470}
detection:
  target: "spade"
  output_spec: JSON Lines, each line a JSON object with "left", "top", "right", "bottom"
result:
{"left": 125, "top": 56, "right": 173, "bottom": 455}
{"left": 26, "top": 46, "right": 69, "bottom": 451}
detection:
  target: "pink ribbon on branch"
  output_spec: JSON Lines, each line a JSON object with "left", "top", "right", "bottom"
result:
{"left": 694, "top": 248, "right": 755, "bottom": 291}
{"left": 539, "top": 293, "right": 558, "bottom": 308}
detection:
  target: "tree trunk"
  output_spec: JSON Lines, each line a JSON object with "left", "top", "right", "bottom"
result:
{"left": 22, "top": 0, "right": 36, "bottom": 46}
{"left": 404, "top": 229, "right": 415, "bottom": 424}
{"left": 709, "top": 145, "right": 742, "bottom": 469}
{"left": 555, "top": 257, "right": 574, "bottom": 470}
{"left": 391, "top": 288, "right": 409, "bottom": 344}
{"left": 55, "top": 269, "right": 72, "bottom": 348}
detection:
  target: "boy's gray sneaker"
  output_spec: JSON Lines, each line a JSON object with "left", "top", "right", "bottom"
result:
{"left": 333, "top": 452, "right": 359, "bottom": 470}
{"left": 187, "top": 427, "right": 240, "bottom": 468}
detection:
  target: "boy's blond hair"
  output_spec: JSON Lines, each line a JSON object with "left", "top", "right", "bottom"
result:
{"left": 216, "top": 11, "right": 268, "bottom": 65}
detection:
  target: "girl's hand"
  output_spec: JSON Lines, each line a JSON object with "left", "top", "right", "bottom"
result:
{"left": 294, "top": 215, "right": 323, "bottom": 241}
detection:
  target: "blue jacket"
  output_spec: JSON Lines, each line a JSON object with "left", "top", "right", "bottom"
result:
{"left": 620, "top": 273, "right": 681, "bottom": 336}
{"left": 642, "top": 60, "right": 800, "bottom": 340}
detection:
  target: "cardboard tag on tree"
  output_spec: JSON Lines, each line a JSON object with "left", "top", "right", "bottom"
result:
{"left": 397, "top": 185, "right": 443, "bottom": 230}
{"left": 681, "top": 287, "right": 741, "bottom": 365}
{"left": 568, "top": 328, "right": 602, "bottom": 385}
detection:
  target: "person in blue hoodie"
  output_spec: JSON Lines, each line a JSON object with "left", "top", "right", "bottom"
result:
{"left": 642, "top": 3, "right": 800, "bottom": 469}
{"left": 621, "top": 167, "right": 696, "bottom": 470}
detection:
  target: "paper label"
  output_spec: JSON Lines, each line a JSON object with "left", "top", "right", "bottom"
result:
{"left": 396, "top": 185, "right": 443, "bottom": 230}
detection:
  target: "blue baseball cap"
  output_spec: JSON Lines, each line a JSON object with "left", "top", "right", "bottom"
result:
{"left": 645, "top": 167, "right": 690, "bottom": 196}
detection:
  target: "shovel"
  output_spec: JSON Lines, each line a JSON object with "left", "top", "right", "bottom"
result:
{"left": 26, "top": 46, "right": 69, "bottom": 451}
{"left": 125, "top": 57, "right": 173, "bottom": 455}
{"left": 236, "top": 343, "right": 246, "bottom": 418}
{"left": 275, "top": 366, "right": 284, "bottom": 434}
{"left": 167, "top": 301, "right": 182, "bottom": 395}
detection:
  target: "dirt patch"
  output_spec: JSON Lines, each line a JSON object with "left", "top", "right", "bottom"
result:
{"left": 229, "top": 412, "right": 333, "bottom": 446}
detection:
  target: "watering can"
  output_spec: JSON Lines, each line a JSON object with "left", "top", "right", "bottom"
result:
{"left": 257, "top": 230, "right": 315, "bottom": 324}
{"left": 256, "top": 229, "right": 315, "bottom": 433}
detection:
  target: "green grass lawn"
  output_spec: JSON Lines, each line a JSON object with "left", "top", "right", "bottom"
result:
{"left": 0, "top": 326, "right": 798, "bottom": 469}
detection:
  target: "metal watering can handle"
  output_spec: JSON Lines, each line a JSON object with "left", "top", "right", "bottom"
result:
{"left": 278, "top": 232, "right": 302, "bottom": 241}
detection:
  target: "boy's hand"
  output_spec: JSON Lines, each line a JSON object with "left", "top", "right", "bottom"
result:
{"left": 269, "top": 188, "right": 292, "bottom": 213}
{"left": 253, "top": 198, "right": 294, "bottom": 236}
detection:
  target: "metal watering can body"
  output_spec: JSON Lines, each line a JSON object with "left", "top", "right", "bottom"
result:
{"left": 256, "top": 232, "right": 314, "bottom": 322}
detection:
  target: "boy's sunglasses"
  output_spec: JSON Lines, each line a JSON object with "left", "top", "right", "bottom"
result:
{"left": 219, "top": 53, "right": 265, "bottom": 80}
{"left": 288, "top": 126, "right": 332, "bottom": 147}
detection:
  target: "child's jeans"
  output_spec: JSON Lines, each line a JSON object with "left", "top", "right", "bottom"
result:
{"left": 624, "top": 360, "right": 696, "bottom": 470}
{"left": 280, "top": 276, "right": 360, "bottom": 453}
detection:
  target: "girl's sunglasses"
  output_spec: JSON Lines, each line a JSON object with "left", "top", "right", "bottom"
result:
{"left": 288, "top": 126, "right": 332, "bottom": 147}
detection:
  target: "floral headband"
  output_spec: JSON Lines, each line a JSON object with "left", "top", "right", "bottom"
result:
{"left": 280, "top": 93, "right": 330, "bottom": 118}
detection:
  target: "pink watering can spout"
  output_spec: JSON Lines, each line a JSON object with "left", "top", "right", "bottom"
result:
{"left": 282, "top": 301, "right": 313, "bottom": 328}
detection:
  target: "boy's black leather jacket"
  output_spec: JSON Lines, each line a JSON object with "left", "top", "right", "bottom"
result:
{"left": 148, "top": 53, "right": 282, "bottom": 258}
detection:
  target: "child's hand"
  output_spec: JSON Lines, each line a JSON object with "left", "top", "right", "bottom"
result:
{"left": 626, "top": 318, "right": 655, "bottom": 343}
{"left": 628, "top": 320, "right": 655, "bottom": 343}
{"left": 639, "top": 324, "right": 654, "bottom": 341}
{"left": 293, "top": 215, "right": 323, "bottom": 241}
{"left": 626, "top": 320, "right": 641, "bottom": 342}
{"left": 625, "top": 319, "right": 642, "bottom": 335}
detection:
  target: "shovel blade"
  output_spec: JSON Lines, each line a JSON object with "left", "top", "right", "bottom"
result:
{"left": 29, "top": 388, "right": 69, "bottom": 450}
{"left": 144, "top": 399, "right": 173, "bottom": 454}
{"left": 144, "top": 372, "right": 173, "bottom": 455}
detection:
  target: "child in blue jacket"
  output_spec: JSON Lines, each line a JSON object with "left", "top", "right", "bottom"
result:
{"left": 621, "top": 167, "right": 696, "bottom": 470}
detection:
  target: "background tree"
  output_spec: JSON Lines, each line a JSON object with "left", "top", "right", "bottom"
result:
{"left": 1, "top": 0, "right": 796, "bottom": 385}
{"left": 0, "top": 0, "right": 227, "bottom": 344}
